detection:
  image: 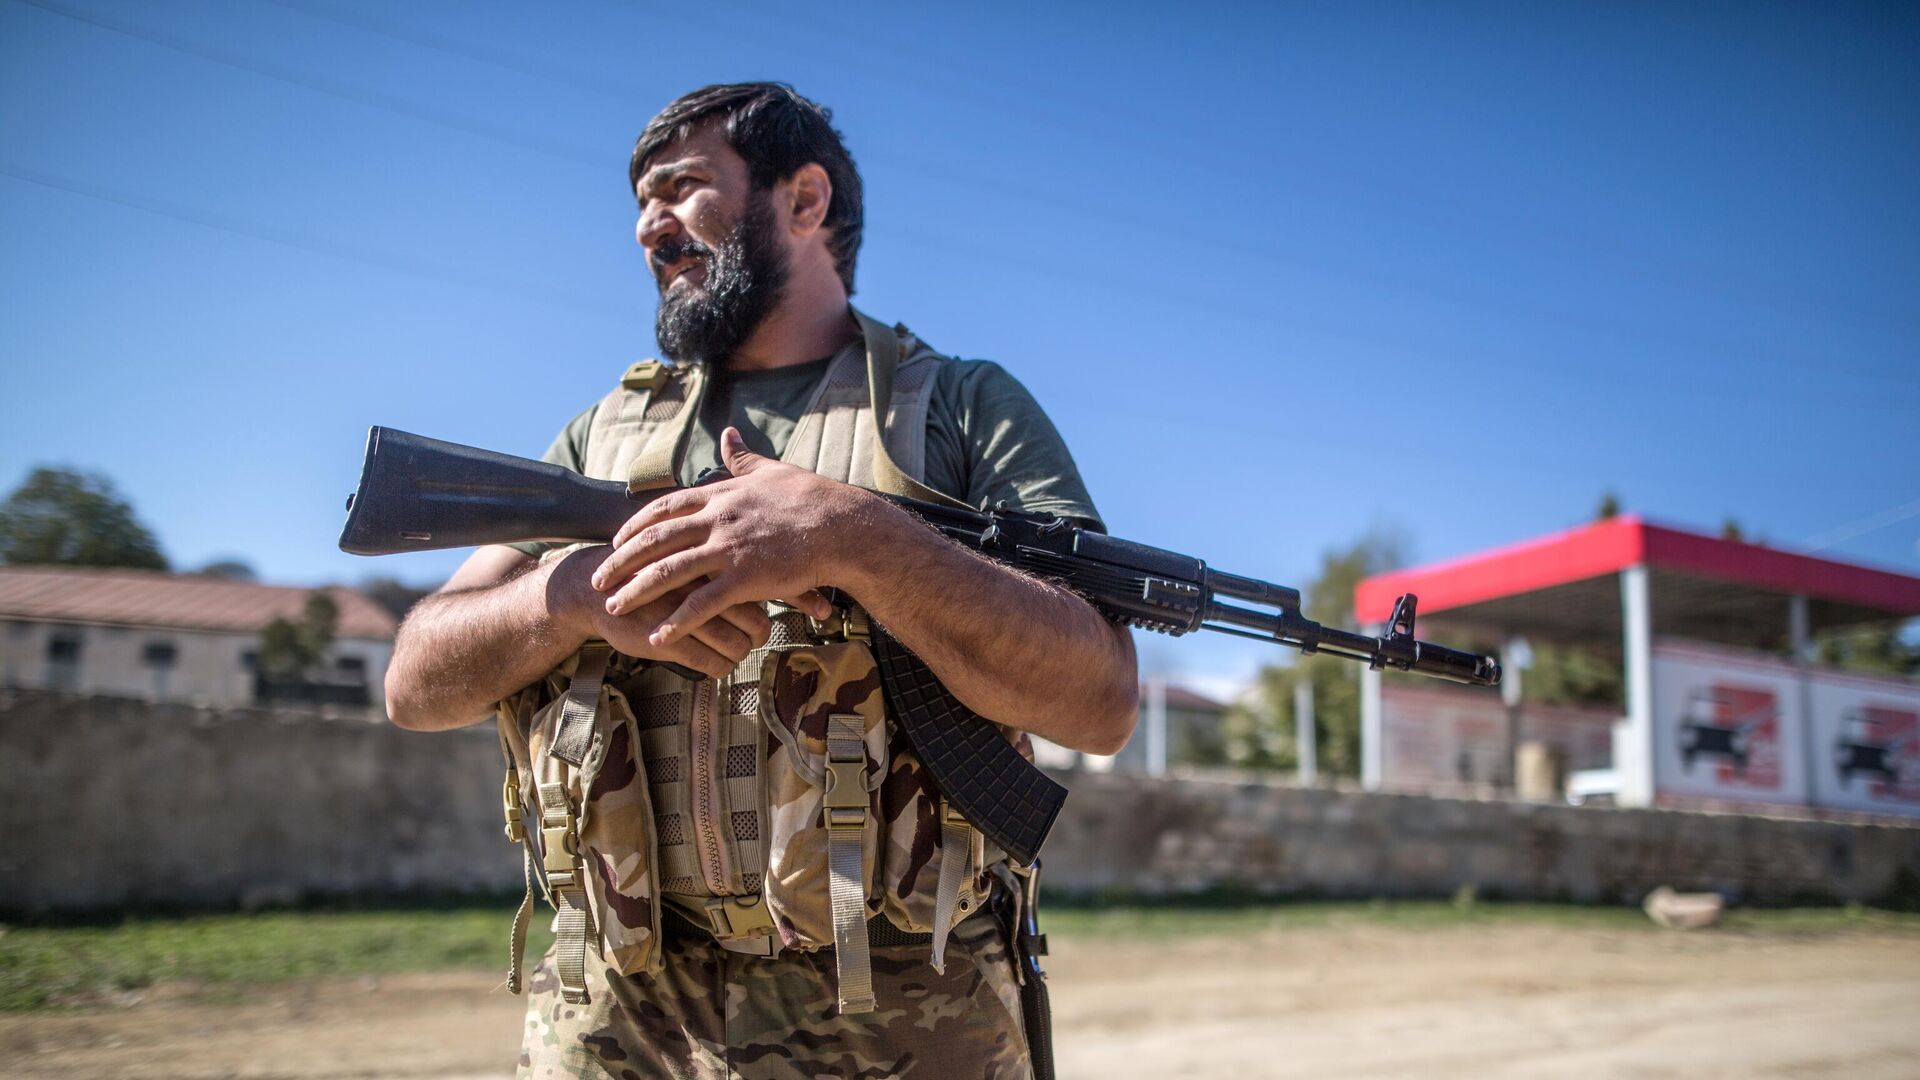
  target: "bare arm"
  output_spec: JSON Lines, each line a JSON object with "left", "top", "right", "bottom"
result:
{"left": 590, "top": 428, "right": 1139, "bottom": 753}
{"left": 383, "top": 544, "right": 773, "bottom": 731}
{"left": 838, "top": 496, "right": 1139, "bottom": 754}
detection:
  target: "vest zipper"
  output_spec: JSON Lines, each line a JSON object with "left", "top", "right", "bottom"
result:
{"left": 691, "top": 678, "right": 731, "bottom": 894}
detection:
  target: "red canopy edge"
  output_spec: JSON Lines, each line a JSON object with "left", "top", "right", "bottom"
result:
{"left": 1353, "top": 514, "right": 1920, "bottom": 625}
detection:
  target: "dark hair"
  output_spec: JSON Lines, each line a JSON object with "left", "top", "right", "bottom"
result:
{"left": 631, "top": 83, "right": 863, "bottom": 294}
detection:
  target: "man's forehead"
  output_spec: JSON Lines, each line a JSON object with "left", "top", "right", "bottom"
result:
{"left": 636, "top": 126, "right": 738, "bottom": 190}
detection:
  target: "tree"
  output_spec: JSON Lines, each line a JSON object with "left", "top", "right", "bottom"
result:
{"left": 257, "top": 591, "right": 339, "bottom": 680}
{"left": 1816, "top": 622, "right": 1920, "bottom": 678}
{"left": 194, "top": 557, "right": 258, "bottom": 581}
{"left": 0, "top": 466, "right": 167, "bottom": 569}
{"left": 1223, "top": 525, "right": 1410, "bottom": 776}
{"left": 358, "top": 575, "right": 433, "bottom": 621}
{"left": 1524, "top": 643, "right": 1623, "bottom": 707}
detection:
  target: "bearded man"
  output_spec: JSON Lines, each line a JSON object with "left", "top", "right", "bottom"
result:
{"left": 384, "top": 82, "right": 1137, "bottom": 1079}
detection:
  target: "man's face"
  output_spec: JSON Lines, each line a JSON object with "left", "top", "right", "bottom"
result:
{"left": 636, "top": 125, "right": 789, "bottom": 366}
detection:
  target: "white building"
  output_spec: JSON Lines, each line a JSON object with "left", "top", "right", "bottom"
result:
{"left": 0, "top": 565, "right": 398, "bottom": 712}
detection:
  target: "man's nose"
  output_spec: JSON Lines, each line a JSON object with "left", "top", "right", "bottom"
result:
{"left": 637, "top": 203, "right": 678, "bottom": 252}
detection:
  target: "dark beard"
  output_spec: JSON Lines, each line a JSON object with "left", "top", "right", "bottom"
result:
{"left": 652, "top": 195, "right": 788, "bottom": 367}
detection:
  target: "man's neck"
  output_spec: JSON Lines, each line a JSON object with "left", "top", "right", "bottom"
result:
{"left": 726, "top": 271, "right": 858, "bottom": 372}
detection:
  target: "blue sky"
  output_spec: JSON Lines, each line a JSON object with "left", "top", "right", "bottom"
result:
{"left": 3, "top": 1, "right": 1916, "bottom": 690}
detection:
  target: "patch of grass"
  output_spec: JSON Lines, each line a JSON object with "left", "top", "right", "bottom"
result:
{"left": 5, "top": 899, "right": 1918, "bottom": 1011}
{"left": 0, "top": 906, "right": 553, "bottom": 1011}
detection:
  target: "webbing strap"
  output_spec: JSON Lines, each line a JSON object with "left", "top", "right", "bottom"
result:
{"left": 929, "top": 803, "right": 975, "bottom": 975}
{"left": 548, "top": 644, "right": 610, "bottom": 768}
{"left": 506, "top": 844, "right": 536, "bottom": 994}
{"left": 497, "top": 725, "right": 534, "bottom": 995}
{"left": 824, "top": 715, "right": 875, "bottom": 1013}
{"left": 852, "top": 310, "right": 971, "bottom": 510}
{"left": 538, "top": 781, "right": 596, "bottom": 1004}
{"left": 625, "top": 363, "right": 707, "bottom": 493}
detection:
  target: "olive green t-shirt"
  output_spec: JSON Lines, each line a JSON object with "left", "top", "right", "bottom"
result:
{"left": 512, "top": 346, "right": 1101, "bottom": 556}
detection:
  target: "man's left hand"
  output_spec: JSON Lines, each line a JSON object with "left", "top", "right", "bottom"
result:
{"left": 590, "top": 426, "right": 861, "bottom": 645}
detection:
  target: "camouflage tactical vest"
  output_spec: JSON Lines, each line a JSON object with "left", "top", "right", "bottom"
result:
{"left": 496, "top": 311, "right": 1014, "bottom": 1015}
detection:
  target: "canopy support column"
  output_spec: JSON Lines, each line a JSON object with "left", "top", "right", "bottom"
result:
{"left": 1619, "top": 564, "right": 1655, "bottom": 807}
{"left": 1295, "top": 677, "right": 1318, "bottom": 787}
{"left": 1789, "top": 593, "right": 1817, "bottom": 807}
{"left": 1360, "top": 625, "right": 1383, "bottom": 791}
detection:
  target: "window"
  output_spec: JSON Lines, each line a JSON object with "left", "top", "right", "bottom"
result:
{"left": 143, "top": 641, "right": 178, "bottom": 667}
{"left": 335, "top": 656, "right": 367, "bottom": 676}
{"left": 46, "top": 631, "right": 83, "bottom": 691}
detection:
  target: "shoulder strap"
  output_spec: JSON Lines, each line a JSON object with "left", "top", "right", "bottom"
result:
{"left": 623, "top": 364, "right": 707, "bottom": 493}
{"left": 853, "top": 309, "right": 970, "bottom": 510}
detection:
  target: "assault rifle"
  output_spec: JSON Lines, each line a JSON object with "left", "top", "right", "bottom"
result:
{"left": 339, "top": 427, "right": 1500, "bottom": 865}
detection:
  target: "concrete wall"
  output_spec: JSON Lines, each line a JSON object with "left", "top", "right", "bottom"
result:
{"left": 1, "top": 689, "right": 514, "bottom": 914}
{"left": 6, "top": 690, "right": 1918, "bottom": 914}
{"left": 1044, "top": 769, "right": 1920, "bottom": 906}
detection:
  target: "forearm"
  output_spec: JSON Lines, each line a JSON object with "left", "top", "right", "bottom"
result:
{"left": 385, "top": 558, "right": 589, "bottom": 731}
{"left": 841, "top": 496, "right": 1139, "bottom": 754}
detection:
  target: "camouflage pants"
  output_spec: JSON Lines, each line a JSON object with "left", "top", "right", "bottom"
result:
{"left": 518, "top": 913, "right": 1032, "bottom": 1079}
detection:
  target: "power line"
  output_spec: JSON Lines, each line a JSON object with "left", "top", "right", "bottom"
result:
{"left": 0, "top": 160, "right": 632, "bottom": 319}
{"left": 14, "top": 0, "right": 606, "bottom": 168}
{"left": 699, "top": 0, "right": 1920, "bottom": 343}
{"left": 1803, "top": 497, "right": 1920, "bottom": 553}
{"left": 20, "top": 0, "right": 1917, "bottom": 393}
{"left": 5, "top": 150, "right": 1913, "bottom": 422}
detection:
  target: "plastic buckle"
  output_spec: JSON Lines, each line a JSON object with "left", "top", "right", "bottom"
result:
{"left": 824, "top": 738, "right": 869, "bottom": 828}
{"left": 542, "top": 816, "right": 581, "bottom": 885}
{"left": 706, "top": 893, "right": 776, "bottom": 938}
{"left": 501, "top": 773, "right": 526, "bottom": 843}
{"left": 621, "top": 359, "right": 669, "bottom": 392}
{"left": 807, "top": 607, "right": 872, "bottom": 642}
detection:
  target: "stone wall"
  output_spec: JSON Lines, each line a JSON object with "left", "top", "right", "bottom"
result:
{"left": 1043, "top": 769, "right": 1920, "bottom": 906}
{"left": 7, "top": 690, "right": 1918, "bottom": 914}
{"left": 2, "top": 690, "right": 516, "bottom": 914}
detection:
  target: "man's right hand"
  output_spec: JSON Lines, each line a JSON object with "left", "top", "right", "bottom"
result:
{"left": 385, "top": 541, "right": 774, "bottom": 731}
{"left": 547, "top": 545, "right": 770, "bottom": 679}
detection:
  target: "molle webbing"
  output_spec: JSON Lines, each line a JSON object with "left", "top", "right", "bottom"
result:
{"left": 581, "top": 361, "right": 708, "bottom": 493}
{"left": 537, "top": 309, "right": 986, "bottom": 994}
{"left": 782, "top": 317, "right": 940, "bottom": 496}
{"left": 825, "top": 714, "right": 875, "bottom": 1013}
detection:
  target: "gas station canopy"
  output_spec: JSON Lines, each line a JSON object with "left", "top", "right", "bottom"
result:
{"left": 1354, "top": 514, "right": 1920, "bottom": 652}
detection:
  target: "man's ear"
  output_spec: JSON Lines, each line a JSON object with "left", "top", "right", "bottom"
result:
{"left": 784, "top": 163, "right": 833, "bottom": 237}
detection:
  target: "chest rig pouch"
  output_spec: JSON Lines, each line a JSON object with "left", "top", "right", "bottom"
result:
{"left": 496, "top": 311, "right": 1009, "bottom": 1013}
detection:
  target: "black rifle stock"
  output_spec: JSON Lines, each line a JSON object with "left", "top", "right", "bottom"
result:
{"left": 340, "top": 427, "right": 1500, "bottom": 864}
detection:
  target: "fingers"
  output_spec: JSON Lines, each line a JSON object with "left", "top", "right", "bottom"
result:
{"left": 604, "top": 549, "right": 728, "bottom": 616}
{"left": 688, "top": 614, "right": 755, "bottom": 665}
{"left": 721, "top": 426, "right": 770, "bottom": 476}
{"left": 662, "top": 636, "right": 737, "bottom": 680}
{"left": 716, "top": 601, "right": 773, "bottom": 650}
{"left": 593, "top": 516, "right": 708, "bottom": 593}
{"left": 782, "top": 589, "right": 833, "bottom": 621}
{"left": 612, "top": 487, "right": 712, "bottom": 549}
{"left": 652, "top": 577, "right": 747, "bottom": 648}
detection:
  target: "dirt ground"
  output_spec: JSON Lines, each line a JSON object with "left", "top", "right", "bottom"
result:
{"left": 6, "top": 921, "right": 1917, "bottom": 1079}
